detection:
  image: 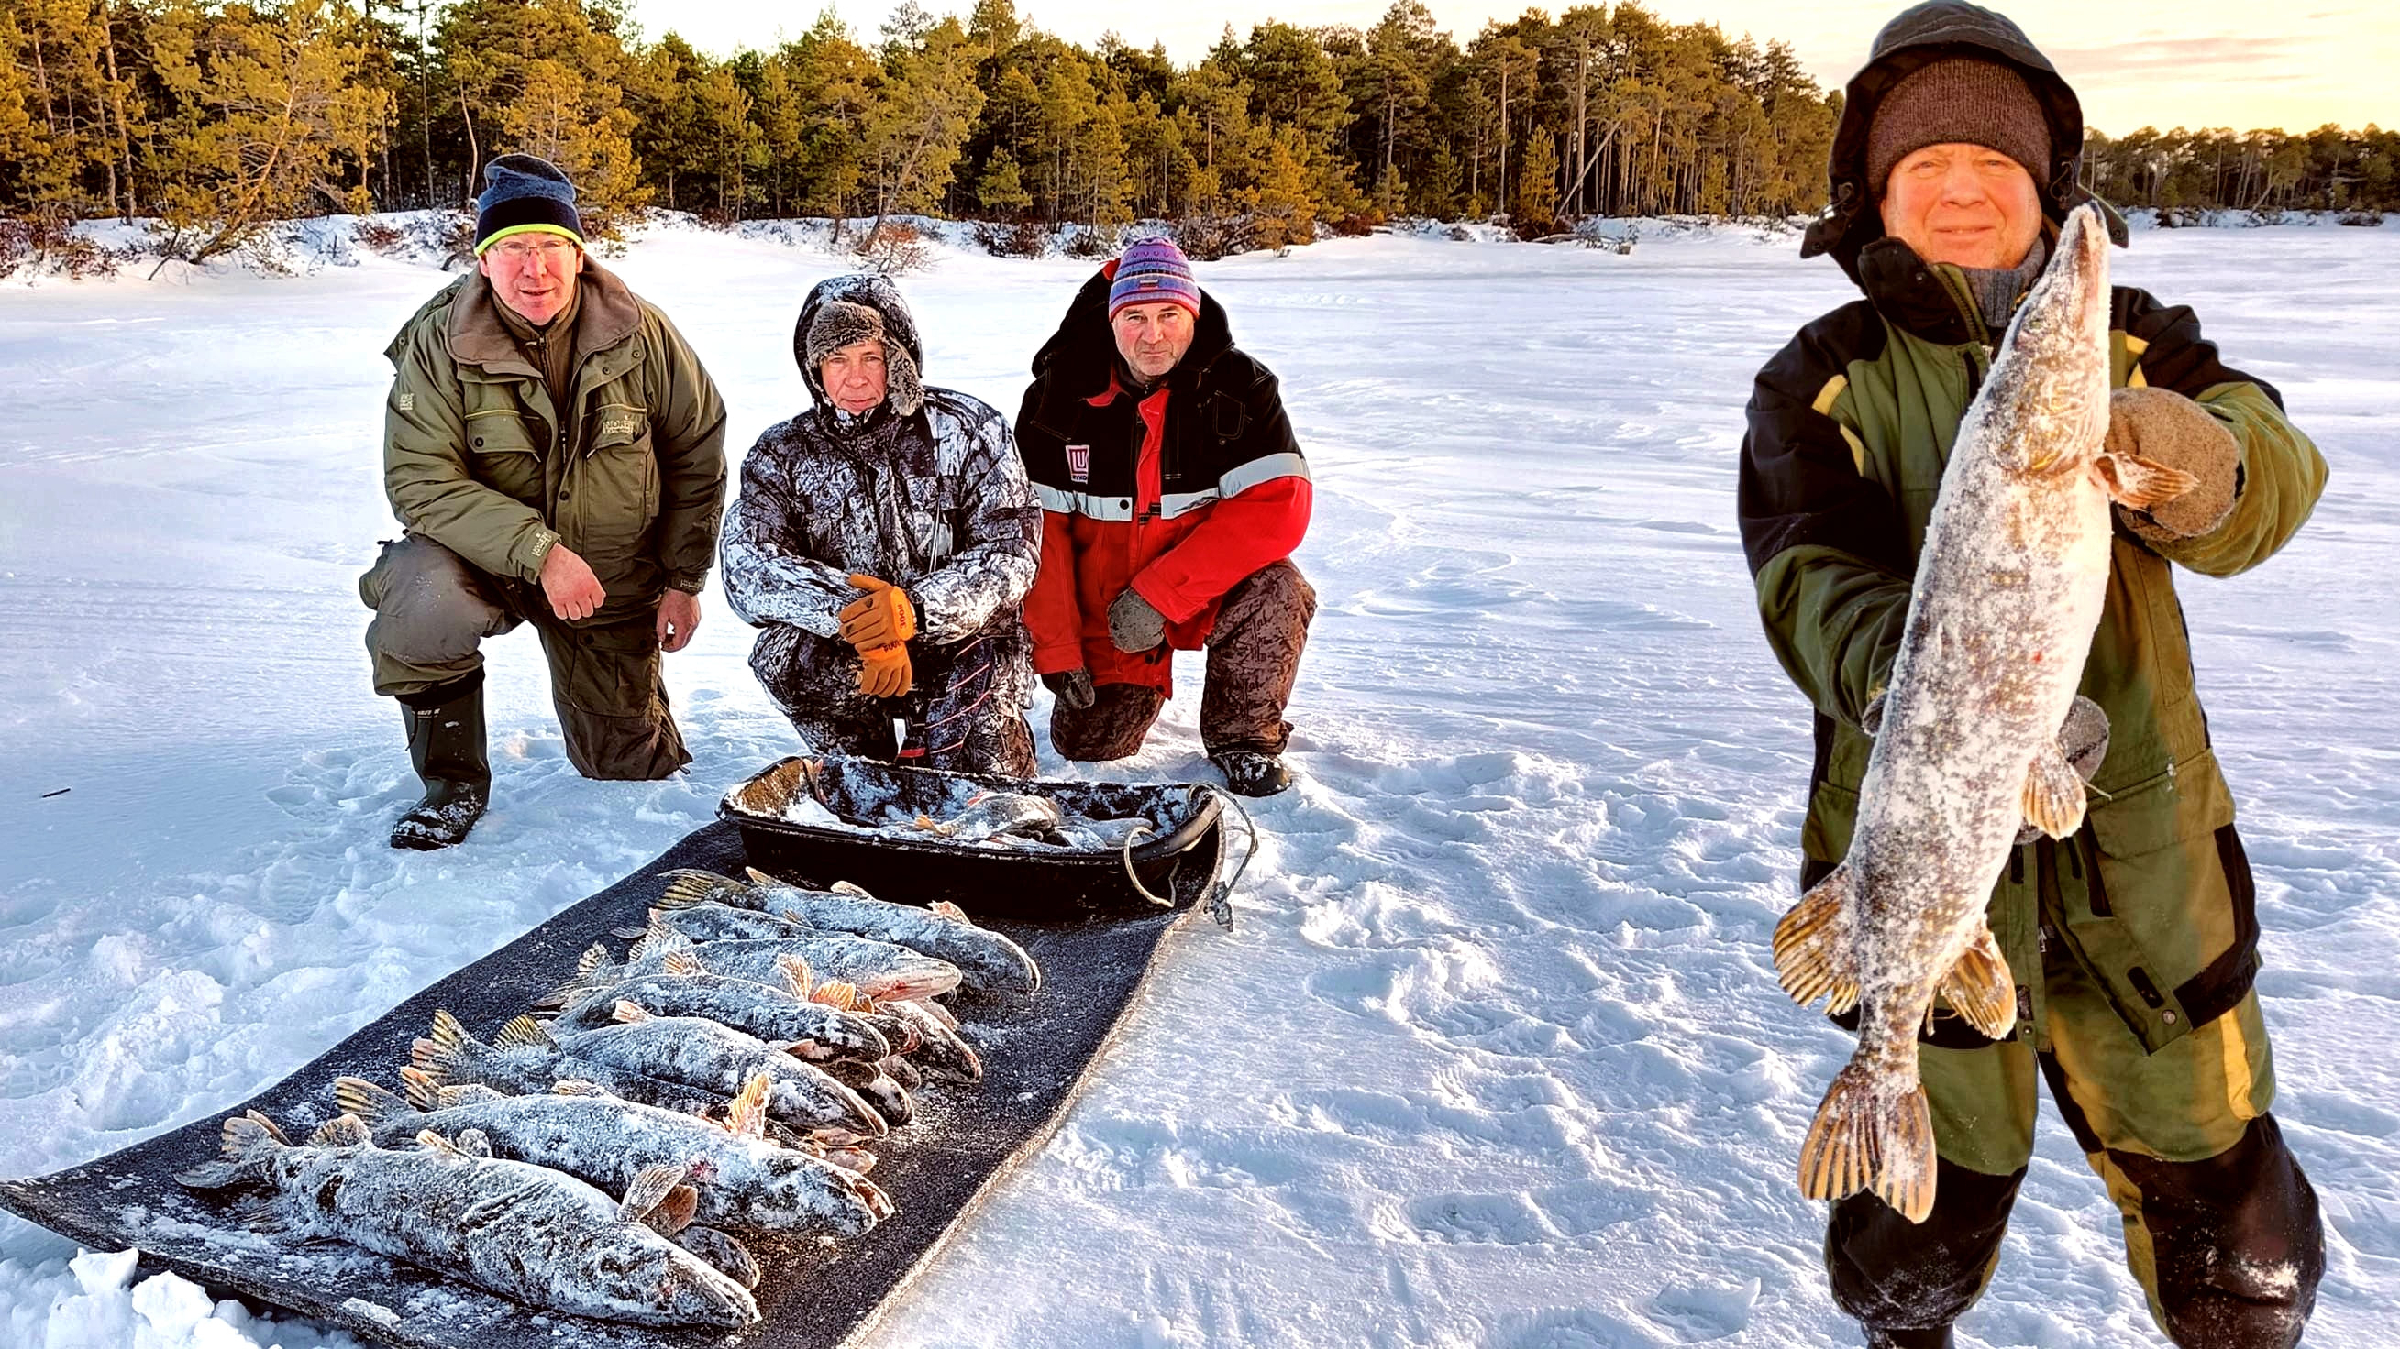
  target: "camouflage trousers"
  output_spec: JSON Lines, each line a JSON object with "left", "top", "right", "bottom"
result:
{"left": 1810, "top": 844, "right": 2324, "bottom": 1347}
{"left": 360, "top": 536, "right": 690, "bottom": 781}
{"left": 1052, "top": 560, "right": 1316, "bottom": 761}
{"left": 750, "top": 622, "right": 1037, "bottom": 779}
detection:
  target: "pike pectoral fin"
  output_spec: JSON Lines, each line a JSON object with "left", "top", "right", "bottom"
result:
{"left": 621, "top": 1163, "right": 691, "bottom": 1226}
{"left": 1773, "top": 863, "right": 1859, "bottom": 1014}
{"left": 2096, "top": 450, "right": 2200, "bottom": 512}
{"left": 1799, "top": 1065, "right": 1938, "bottom": 1222}
{"left": 1938, "top": 925, "right": 2019, "bottom": 1041}
{"left": 2021, "top": 743, "right": 2088, "bottom": 840}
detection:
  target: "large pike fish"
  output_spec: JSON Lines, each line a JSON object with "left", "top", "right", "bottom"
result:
{"left": 176, "top": 1111, "right": 758, "bottom": 1326}
{"left": 1773, "top": 205, "right": 2196, "bottom": 1222}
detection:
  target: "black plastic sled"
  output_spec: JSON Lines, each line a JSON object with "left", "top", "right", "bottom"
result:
{"left": 0, "top": 810, "right": 1229, "bottom": 1349}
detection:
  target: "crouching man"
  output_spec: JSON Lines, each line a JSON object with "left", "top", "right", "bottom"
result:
{"left": 721, "top": 274, "right": 1043, "bottom": 776}
{"left": 1017, "top": 237, "right": 1316, "bottom": 797}
{"left": 363, "top": 154, "right": 727, "bottom": 849}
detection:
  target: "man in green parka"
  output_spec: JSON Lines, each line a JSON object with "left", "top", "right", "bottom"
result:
{"left": 361, "top": 155, "right": 727, "bottom": 849}
{"left": 1738, "top": 4, "right": 2328, "bottom": 1346}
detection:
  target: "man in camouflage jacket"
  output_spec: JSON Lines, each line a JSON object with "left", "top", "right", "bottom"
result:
{"left": 721, "top": 273, "right": 1042, "bottom": 776}
{"left": 362, "top": 155, "right": 727, "bottom": 849}
{"left": 1738, "top": 5, "right": 2329, "bottom": 1346}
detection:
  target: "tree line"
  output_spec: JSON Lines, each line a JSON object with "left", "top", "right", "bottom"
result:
{"left": 3, "top": 0, "right": 2394, "bottom": 265}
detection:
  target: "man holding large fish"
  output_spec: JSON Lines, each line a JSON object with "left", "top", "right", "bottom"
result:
{"left": 1738, "top": 4, "right": 2329, "bottom": 1346}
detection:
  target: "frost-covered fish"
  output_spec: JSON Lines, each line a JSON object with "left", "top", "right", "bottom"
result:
{"left": 881, "top": 997, "right": 982, "bottom": 1083}
{"left": 1773, "top": 206, "right": 2195, "bottom": 1223}
{"left": 614, "top": 920, "right": 964, "bottom": 1003}
{"left": 820, "top": 1058, "right": 915, "bottom": 1127}
{"left": 332, "top": 1069, "right": 893, "bottom": 1236}
{"left": 663, "top": 867, "right": 1040, "bottom": 999}
{"left": 630, "top": 902, "right": 804, "bottom": 944}
{"left": 406, "top": 1009, "right": 715, "bottom": 1114}
{"left": 413, "top": 1009, "right": 886, "bottom": 1138}
{"left": 176, "top": 1111, "right": 757, "bottom": 1327}
{"left": 542, "top": 953, "right": 892, "bottom": 1063}
{"left": 917, "top": 790, "right": 1065, "bottom": 842}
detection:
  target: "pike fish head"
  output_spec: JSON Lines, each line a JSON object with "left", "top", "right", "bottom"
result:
{"left": 1980, "top": 203, "right": 2113, "bottom": 478}
{"left": 592, "top": 1241, "right": 759, "bottom": 1326}
{"left": 752, "top": 1152, "right": 887, "bottom": 1235}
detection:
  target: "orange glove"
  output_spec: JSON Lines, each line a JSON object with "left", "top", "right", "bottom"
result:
{"left": 839, "top": 575, "right": 916, "bottom": 652}
{"left": 857, "top": 643, "right": 913, "bottom": 699}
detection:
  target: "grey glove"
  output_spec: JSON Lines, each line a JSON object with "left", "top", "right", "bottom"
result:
{"left": 1107, "top": 588, "right": 1167, "bottom": 653}
{"left": 1042, "top": 667, "right": 1097, "bottom": 710}
{"left": 2015, "top": 695, "right": 2110, "bottom": 844}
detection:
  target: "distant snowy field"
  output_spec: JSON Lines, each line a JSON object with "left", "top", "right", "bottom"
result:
{"left": 2, "top": 217, "right": 2395, "bottom": 1348}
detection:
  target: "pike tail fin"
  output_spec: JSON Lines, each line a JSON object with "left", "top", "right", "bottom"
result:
{"left": 2096, "top": 450, "right": 2199, "bottom": 512}
{"left": 1798, "top": 1064, "right": 1938, "bottom": 1223}
{"left": 1773, "top": 863, "right": 1860, "bottom": 1015}
{"left": 1938, "top": 925, "right": 2019, "bottom": 1041}
{"left": 660, "top": 868, "right": 750, "bottom": 911}
{"left": 333, "top": 1076, "right": 408, "bottom": 1127}
{"left": 175, "top": 1110, "right": 291, "bottom": 1190}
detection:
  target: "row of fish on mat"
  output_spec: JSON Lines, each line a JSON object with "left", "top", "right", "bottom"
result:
{"left": 174, "top": 867, "right": 1043, "bottom": 1328}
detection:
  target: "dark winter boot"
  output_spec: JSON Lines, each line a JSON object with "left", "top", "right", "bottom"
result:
{"left": 1210, "top": 749, "right": 1294, "bottom": 798}
{"left": 391, "top": 674, "right": 490, "bottom": 850}
{"left": 1864, "top": 1328, "right": 1953, "bottom": 1349}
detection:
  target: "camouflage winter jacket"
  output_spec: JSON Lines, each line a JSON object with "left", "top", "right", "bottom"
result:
{"left": 1739, "top": 239, "right": 2327, "bottom": 1055}
{"left": 380, "top": 264, "right": 727, "bottom": 617}
{"left": 721, "top": 274, "right": 1041, "bottom": 692}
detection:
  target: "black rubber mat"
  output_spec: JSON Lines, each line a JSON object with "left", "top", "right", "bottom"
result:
{"left": 0, "top": 817, "right": 1220, "bottom": 1347}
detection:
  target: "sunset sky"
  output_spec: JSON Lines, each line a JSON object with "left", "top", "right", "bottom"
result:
{"left": 627, "top": 0, "right": 2395, "bottom": 136}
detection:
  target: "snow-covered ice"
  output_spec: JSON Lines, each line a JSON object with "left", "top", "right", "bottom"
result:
{"left": 2, "top": 218, "right": 2395, "bottom": 1347}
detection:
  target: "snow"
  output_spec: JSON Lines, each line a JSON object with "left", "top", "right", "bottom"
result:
{"left": 4, "top": 216, "right": 2397, "bottom": 1347}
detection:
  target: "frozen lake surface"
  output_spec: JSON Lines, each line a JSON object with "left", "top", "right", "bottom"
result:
{"left": 2, "top": 217, "right": 2395, "bottom": 1347}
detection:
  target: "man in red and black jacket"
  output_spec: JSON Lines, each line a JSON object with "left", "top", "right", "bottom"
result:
{"left": 1016, "top": 237, "right": 1315, "bottom": 796}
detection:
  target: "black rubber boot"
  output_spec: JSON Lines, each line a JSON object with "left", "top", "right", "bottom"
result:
{"left": 391, "top": 674, "right": 490, "bottom": 850}
{"left": 1865, "top": 1328, "right": 1954, "bottom": 1349}
{"left": 1209, "top": 749, "right": 1294, "bottom": 797}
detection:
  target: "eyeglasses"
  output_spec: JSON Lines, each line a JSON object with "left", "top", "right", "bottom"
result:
{"left": 487, "top": 236, "right": 578, "bottom": 263}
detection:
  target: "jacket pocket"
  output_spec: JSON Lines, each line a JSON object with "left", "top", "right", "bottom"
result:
{"left": 463, "top": 409, "right": 545, "bottom": 505}
{"left": 568, "top": 405, "right": 660, "bottom": 596}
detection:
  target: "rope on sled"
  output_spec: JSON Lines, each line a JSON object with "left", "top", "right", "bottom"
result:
{"left": 1117, "top": 787, "right": 1258, "bottom": 931}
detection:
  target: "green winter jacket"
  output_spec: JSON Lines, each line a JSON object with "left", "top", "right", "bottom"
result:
{"left": 1738, "top": 240, "right": 2326, "bottom": 1055}
{"left": 381, "top": 263, "right": 727, "bottom": 617}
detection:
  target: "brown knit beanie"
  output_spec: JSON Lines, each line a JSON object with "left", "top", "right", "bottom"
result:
{"left": 1867, "top": 57, "right": 2052, "bottom": 192}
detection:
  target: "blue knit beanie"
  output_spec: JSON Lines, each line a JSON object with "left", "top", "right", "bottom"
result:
{"left": 1109, "top": 237, "right": 1201, "bottom": 320}
{"left": 475, "top": 154, "right": 584, "bottom": 255}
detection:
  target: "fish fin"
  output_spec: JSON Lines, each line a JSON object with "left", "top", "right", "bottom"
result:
{"left": 494, "top": 1014, "right": 556, "bottom": 1051}
{"left": 725, "top": 1071, "right": 773, "bottom": 1140}
{"left": 455, "top": 1128, "right": 493, "bottom": 1158}
{"left": 309, "top": 1115, "right": 371, "bottom": 1148}
{"left": 550, "top": 1078, "right": 608, "bottom": 1097}
{"left": 333, "top": 1077, "right": 404, "bottom": 1125}
{"left": 1938, "top": 926, "right": 2020, "bottom": 1041}
{"left": 677, "top": 1226, "right": 762, "bottom": 1289}
{"left": 642, "top": 1183, "right": 699, "bottom": 1236}
{"left": 438, "top": 1083, "right": 506, "bottom": 1108}
{"left": 612, "top": 924, "right": 651, "bottom": 940}
{"left": 399, "top": 1067, "right": 443, "bottom": 1114}
{"left": 415, "top": 1129, "right": 471, "bottom": 1158}
{"left": 812, "top": 980, "right": 860, "bottom": 1010}
{"left": 176, "top": 1112, "right": 288, "bottom": 1189}
{"left": 408, "top": 1037, "right": 451, "bottom": 1083}
{"left": 244, "top": 1110, "right": 292, "bottom": 1147}
{"left": 929, "top": 901, "right": 970, "bottom": 922}
{"left": 661, "top": 868, "right": 747, "bottom": 911}
{"left": 660, "top": 949, "right": 707, "bottom": 977}
{"left": 831, "top": 880, "right": 876, "bottom": 898}
{"left": 619, "top": 1163, "right": 689, "bottom": 1225}
{"left": 823, "top": 1148, "right": 878, "bottom": 1176}
{"left": 1859, "top": 691, "right": 1886, "bottom": 737}
{"left": 744, "top": 866, "right": 787, "bottom": 888}
{"left": 1797, "top": 1064, "right": 1938, "bottom": 1223}
{"left": 2095, "top": 449, "right": 2200, "bottom": 512}
{"left": 427, "top": 1009, "right": 472, "bottom": 1053}
{"left": 576, "top": 944, "right": 611, "bottom": 981}
{"left": 776, "top": 954, "right": 814, "bottom": 996}
{"left": 1772, "top": 863, "right": 1860, "bottom": 1014}
{"left": 611, "top": 1000, "right": 654, "bottom": 1025}
{"left": 2021, "top": 743, "right": 2088, "bottom": 840}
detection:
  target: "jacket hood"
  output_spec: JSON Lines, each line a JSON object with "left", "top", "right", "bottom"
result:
{"left": 1803, "top": 0, "right": 2126, "bottom": 281}
{"left": 1028, "top": 261, "right": 1236, "bottom": 405}
{"left": 792, "top": 272, "right": 927, "bottom": 426}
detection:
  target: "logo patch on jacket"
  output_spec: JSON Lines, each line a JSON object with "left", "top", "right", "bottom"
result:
{"left": 600, "top": 411, "right": 640, "bottom": 439}
{"left": 395, "top": 392, "right": 415, "bottom": 412}
{"left": 1066, "top": 444, "right": 1091, "bottom": 483}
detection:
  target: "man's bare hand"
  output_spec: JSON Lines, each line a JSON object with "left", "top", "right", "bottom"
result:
{"left": 658, "top": 588, "right": 701, "bottom": 653}
{"left": 541, "top": 543, "right": 606, "bottom": 621}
